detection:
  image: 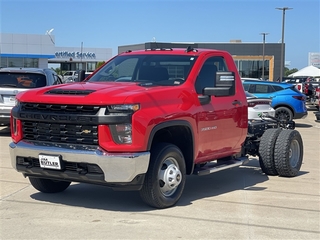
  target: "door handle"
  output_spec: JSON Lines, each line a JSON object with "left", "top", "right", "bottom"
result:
{"left": 232, "top": 100, "right": 242, "bottom": 106}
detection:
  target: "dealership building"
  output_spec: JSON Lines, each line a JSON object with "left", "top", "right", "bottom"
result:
{"left": 0, "top": 33, "right": 298, "bottom": 81}
{"left": 0, "top": 33, "right": 112, "bottom": 72}
{"left": 119, "top": 41, "right": 285, "bottom": 81}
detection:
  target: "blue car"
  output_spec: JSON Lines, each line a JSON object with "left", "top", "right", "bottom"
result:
{"left": 242, "top": 80, "right": 308, "bottom": 121}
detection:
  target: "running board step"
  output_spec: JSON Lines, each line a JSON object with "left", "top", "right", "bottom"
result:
{"left": 193, "top": 156, "right": 249, "bottom": 176}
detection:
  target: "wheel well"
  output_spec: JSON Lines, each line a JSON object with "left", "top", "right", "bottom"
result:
{"left": 150, "top": 125, "right": 194, "bottom": 175}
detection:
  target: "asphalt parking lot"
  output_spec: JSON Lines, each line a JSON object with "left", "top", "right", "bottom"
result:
{"left": 0, "top": 108, "right": 319, "bottom": 240}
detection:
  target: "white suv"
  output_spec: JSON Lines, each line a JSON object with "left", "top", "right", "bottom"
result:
{"left": 0, "top": 68, "right": 63, "bottom": 125}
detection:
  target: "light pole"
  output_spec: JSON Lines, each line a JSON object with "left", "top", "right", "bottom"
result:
{"left": 260, "top": 32, "right": 269, "bottom": 80}
{"left": 80, "top": 42, "right": 83, "bottom": 70}
{"left": 276, "top": 7, "right": 292, "bottom": 82}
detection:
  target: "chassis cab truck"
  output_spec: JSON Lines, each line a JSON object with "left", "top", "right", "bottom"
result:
{"left": 9, "top": 48, "right": 303, "bottom": 208}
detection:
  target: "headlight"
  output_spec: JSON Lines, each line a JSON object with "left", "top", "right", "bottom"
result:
{"left": 108, "top": 104, "right": 140, "bottom": 144}
{"left": 109, "top": 104, "right": 140, "bottom": 113}
{"left": 15, "top": 98, "right": 20, "bottom": 107}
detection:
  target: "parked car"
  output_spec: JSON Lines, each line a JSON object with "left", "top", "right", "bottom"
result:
{"left": 64, "top": 71, "right": 93, "bottom": 83}
{"left": 246, "top": 91, "right": 275, "bottom": 120}
{"left": 242, "top": 80, "right": 308, "bottom": 121}
{"left": 281, "top": 77, "right": 307, "bottom": 93}
{"left": 62, "top": 71, "right": 78, "bottom": 82}
{"left": 241, "top": 77, "right": 264, "bottom": 81}
{"left": 0, "top": 67, "right": 63, "bottom": 125}
{"left": 315, "top": 86, "right": 320, "bottom": 111}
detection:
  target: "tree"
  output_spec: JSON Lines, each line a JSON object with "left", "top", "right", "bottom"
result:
{"left": 284, "top": 67, "right": 298, "bottom": 77}
{"left": 96, "top": 61, "right": 105, "bottom": 69}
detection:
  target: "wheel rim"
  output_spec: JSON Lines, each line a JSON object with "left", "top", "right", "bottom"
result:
{"left": 276, "top": 109, "right": 290, "bottom": 121}
{"left": 158, "top": 157, "right": 182, "bottom": 197}
{"left": 289, "top": 139, "right": 300, "bottom": 168}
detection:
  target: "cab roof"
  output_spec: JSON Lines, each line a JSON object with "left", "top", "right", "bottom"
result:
{"left": 119, "top": 47, "right": 228, "bottom": 56}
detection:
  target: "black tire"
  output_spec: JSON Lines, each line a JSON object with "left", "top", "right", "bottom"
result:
{"left": 139, "top": 143, "right": 186, "bottom": 209}
{"left": 274, "top": 130, "right": 303, "bottom": 177}
{"left": 275, "top": 106, "right": 293, "bottom": 121}
{"left": 29, "top": 177, "right": 71, "bottom": 193}
{"left": 259, "top": 128, "right": 281, "bottom": 175}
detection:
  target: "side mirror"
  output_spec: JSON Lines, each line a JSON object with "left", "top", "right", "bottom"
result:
{"left": 203, "top": 71, "right": 236, "bottom": 97}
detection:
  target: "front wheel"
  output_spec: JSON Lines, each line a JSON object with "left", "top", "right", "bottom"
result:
{"left": 29, "top": 177, "right": 71, "bottom": 193}
{"left": 139, "top": 143, "right": 186, "bottom": 209}
{"left": 274, "top": 130, "right": 303, "bottom": 177}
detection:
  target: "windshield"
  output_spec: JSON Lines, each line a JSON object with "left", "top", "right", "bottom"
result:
{"left": 88, "top": 55, "right": 198, "bottom": 86}
{"left": 0, "top": 72, "right": 47, "bottom": 88}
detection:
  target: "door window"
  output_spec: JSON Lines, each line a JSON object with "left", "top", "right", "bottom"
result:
{"left": 195, "top": 57, "right": 228, "bottom": 94}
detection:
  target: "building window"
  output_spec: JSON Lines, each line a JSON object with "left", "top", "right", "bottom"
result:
{"left": 75, "top": 63, "right": 83, "bottom": 70}
{"left": 0, "top": 57, "right": 39, "bottom": 68}
{"left": 1, "top": 57, "right": 7, "bottom": 67}
{"left": 24, "top": 58, "right": 39, "bottom": 67}
{"left": 87, "top": 62, "right": 96, "bottom": 72}
{"left": 235, "top": 59, "right": 269, "bottom": 79}
{"left": 8, "top": 58, "right": 23, "bottom": 67}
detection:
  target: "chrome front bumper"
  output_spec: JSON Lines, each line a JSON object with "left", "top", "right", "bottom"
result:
{"left": 9, "top": 140, "right": 150, "bottom": 183}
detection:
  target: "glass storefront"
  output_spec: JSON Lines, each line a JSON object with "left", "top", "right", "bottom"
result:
{"left": 60, "top": 62, "right": 97, "bottom": 72}
{"left": 234, "top": 59, "right": 270, "bottom": 79}
{"left": 87, "top": 62, "right": 96, "bottom": 72}
{"left": 1, "top": 57, "right": 39, "bottom": 68}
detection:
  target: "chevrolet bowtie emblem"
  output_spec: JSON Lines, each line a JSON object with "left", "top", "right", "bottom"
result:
{"left": 82, "top": 129, "right": 91, "bottom": 134}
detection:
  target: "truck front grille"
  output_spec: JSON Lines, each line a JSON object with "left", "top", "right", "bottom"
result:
{"left": 19, "top": 103, "right": 101, "bottom": 145}
{"left": 22, "top": 121, "right": 98, "bottom": 145}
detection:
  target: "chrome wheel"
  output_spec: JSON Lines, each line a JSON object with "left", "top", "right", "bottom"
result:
{"left": 140, "top": 143, "right": 186, "bottom": 208}
{"left": 158, "top": 157, "right": 182, "bottom": 197}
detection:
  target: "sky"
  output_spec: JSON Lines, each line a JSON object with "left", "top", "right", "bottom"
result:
{"left": 0, "top": 0, "right": 319, "bottom": 70}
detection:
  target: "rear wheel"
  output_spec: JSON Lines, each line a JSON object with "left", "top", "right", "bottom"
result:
{"left": 259, "top": 128, "right": 281, "bottom": 175}
{"left": 29, "top": 177, "right": 71, "bottom": 193}
{"left": 139, "top": 143, "right": 186, "bottom": 209}
{"left": 275, "top": 107, "right": 293, "bottom": 121}
{"left": 274, "top": 130, "right": 303, "bottom": 177}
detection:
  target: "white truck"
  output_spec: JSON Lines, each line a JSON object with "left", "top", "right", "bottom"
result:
{"left": 62, "top": 71, "right": 78, "bottom": 82}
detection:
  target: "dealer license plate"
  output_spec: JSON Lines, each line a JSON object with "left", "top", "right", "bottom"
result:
{"left": 3, "top": 96, "right": 16, "bottom": 105}
{"left": 39, "top": 154, "right": 61, "bottom": 170}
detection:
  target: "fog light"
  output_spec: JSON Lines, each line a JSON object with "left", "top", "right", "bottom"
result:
{"left": 110, "top": 124, "right": 132, "bottom": 144}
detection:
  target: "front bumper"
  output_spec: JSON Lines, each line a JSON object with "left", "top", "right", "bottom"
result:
{"left": 294, "top": 111, "right": 308, "bottom": 119}
{"left": 9, "top": 140, "right": 150, "bottom": 189}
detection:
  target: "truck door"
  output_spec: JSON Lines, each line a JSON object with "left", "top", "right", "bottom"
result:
{"left": 194, "top": 56, "right": 245, "bottom": 163}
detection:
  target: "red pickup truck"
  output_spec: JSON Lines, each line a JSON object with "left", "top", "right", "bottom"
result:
{"left": 9, "top": 48, "right": 303, "bottom": 208}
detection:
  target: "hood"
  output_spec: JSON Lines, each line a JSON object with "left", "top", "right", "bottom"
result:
{"left": 16, "top": 81, "right": 169, "bottom": 105}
